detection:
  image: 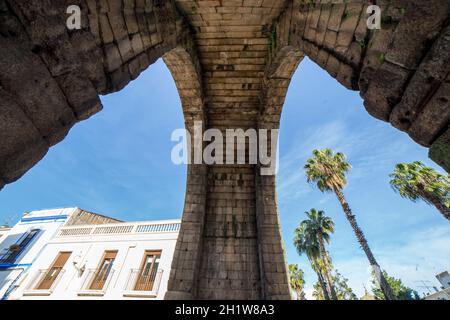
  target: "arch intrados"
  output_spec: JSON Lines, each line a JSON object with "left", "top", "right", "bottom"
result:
{"left": 162, "top": 46, "right": 205, "bottom": 126}
{"left": 260, "top": 46, "right": 304, "bottom": 127}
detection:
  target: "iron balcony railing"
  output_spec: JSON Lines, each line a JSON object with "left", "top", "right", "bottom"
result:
{"left": 24, "top": 268, "right": 66, "bottom": 295}
{"left": 0, "top": 248, "right": 15, "bottom": 264}
{"left": 0, "top": 230, "right": 39, "bottom": 264}
{"left": 78, "top": 268, "right": 115, "bottom": 295}
{"left": 57, "top": 221, "right": 180, "bottom": 238}
{"left": 124, "top": 269, "right": 163, "bottom": 296}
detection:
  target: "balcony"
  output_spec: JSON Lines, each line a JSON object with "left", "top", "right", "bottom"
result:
{"left": 0, "top": 229, "right": 40, "bottom": 265}
{"left": 23, "top": 268, "right": 66, "bottom": 296}
{"left": 57, "top": 220, "right": 180, "bottom": 238}
{"left": 123, "top": 269, "right": 163, "bottom": 298}
{"left": 0, "top": 248, "right": 16, "bottom": 265}
{"left": 77, "top": 268, "right": 115, "bottom": 296}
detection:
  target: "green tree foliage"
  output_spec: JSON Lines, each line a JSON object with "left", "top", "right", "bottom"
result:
{"left": 294, "top": 220, "right": 331, "bottom": 300}
{"left": 288, "top": 264, "right": 306, "bottom": 300}
{"left": 313, "top": 270, "right": 357, "bottom": 300}
{"left": 371, "top": 271, "right": 421, "bottom": 300}
{"left": 294, "top": 209, "right": 337, "bottom": 299}
{"left": 390, "top": 161, "right": 450, "bottom": 221}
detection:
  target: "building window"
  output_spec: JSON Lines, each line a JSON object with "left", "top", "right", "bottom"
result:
{"left": 89, "top": 250, "right": 117, "bottom": 290}
{"left": 134, "top": 251, "right": 161, "bottom": 291}
{"left": 36, "top": 252, "right": 71, "bottom": 290}
{"left": 0, "top": 229, "right": 40, "bottom": 264}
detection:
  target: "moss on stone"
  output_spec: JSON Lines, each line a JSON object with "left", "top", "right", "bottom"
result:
{"left": 232, "top": 214, "right": 238, "bottom": 238}
{"left": 429, "top": 129, "right": 450, "bottom": 173}
{"left": 267, "top": 25, "right": 277, "bottom": 61}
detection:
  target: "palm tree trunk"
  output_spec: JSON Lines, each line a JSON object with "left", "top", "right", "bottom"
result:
{"left": 317, "top": 269, "right": 330, "bottom": 300}
{"left": 310, "top": 256, "right": 330, "bottom": 300}
{"left": 422, "top": 190, "right": 450, "bottom": 221}
{"left": 333, "top": 187, "right": 396, "bottom": 300}
{"left": 296, "top": 289, "right": 306, "bottom": 300}
{"left": 317, "top": 231, "right": 337, "bottom": 300}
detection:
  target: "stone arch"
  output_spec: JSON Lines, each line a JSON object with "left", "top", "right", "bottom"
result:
{"left": 163, "top": 46, "right": 205, "bottom": 128}
{"left": 250, "top": 46, "right": 304, "bottom": 300}
{"left": 161, "top": 45, "right": 209, "bottom": 300}
{"left": 260, "top": 46, "right": 304, "bottom": 128}
{"left": 274, "top": 0, "right": 450, "bottom": 172}
{"left": 1, "top": 0, "right": 449, "bottom": 301}
{"left": 0, "top": 0, "right": 185, "bottom": 189}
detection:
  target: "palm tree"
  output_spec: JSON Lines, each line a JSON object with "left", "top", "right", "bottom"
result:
{"left": 288, "top": 264, "right": 306, "bottom": 300}
{"left": 294, "top": 223, "right": 330, "bottom": 300}
{"left": 304, "top": 148, "right": 396, "bottom": 300}
{"left": 389, "top": 161, "right": 450, "bottom": 221}
{"left": 310, "top": 256, "right": 330, "bottom": 300}
{"left": 300, "top": 209, "right": 337, "bottom": 300}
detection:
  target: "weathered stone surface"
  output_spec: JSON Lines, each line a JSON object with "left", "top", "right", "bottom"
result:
{"left": 429, "top": 129, "right": 450, "bottom": 173}
{"left": 0, "top": 89, "right": 48, "bottom": 183}
{"left": 361, "top": 62, "right": 410, "bottom": 121}
{"left": 335, "top": 4, "right": 363, "bottom": 55}
{"left": 70, "top": 31, "right": 108, "bottom": 92}
{"left": 55, "top": 74, "right": 103, "bottom": 121}
{"left": 105, "top": 42, "right": 123, "bottom": 71}
{"left": 0, "top": 0, "right": 449, "bottom": 301}
{"left": 390, "top": 25, "right": 450, "bottom": 135}
{"left": 385, "top": 0, "right": 450, "bottom": 70}
{"left": 0, "top": 32, "right": 76, "bottom": 145}
{"left": 409, "top": 80, "right": 450, "bottom": 146}
{"left": 358, "top": 20, "right": 396, "bottom": 95}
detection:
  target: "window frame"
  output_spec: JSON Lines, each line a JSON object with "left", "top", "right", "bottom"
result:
{"left": 36, "top": 251, "right": 72, "bottom": 290}
{"left": 88, "top": 250, "right": 118, "bottom": 291}
{"left": 133, "top": 250, "right": 162, "bottom": 292}
{"left": 0, "top": 228, "right": 41, "bottom": 264}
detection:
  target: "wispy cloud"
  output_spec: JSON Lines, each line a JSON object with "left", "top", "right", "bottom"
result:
{"left": 277, "top": 120, "right": 347, "bottom": 202}
{"left": 276, "top": 114, "right": 426, "bottom": 202}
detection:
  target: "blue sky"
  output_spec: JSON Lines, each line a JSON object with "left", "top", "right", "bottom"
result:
{"left": 0, "top": 58, "right": 449, "bottom": 298}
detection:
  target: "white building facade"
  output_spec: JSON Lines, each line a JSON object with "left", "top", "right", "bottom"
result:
{"left": 436, "top": 271, "right": 450, "bottom": 289}
{"left": 0, "top": 208, "right": 78, "bottom": 300}
{"left": 424, "top": 271, "right": 450, "bottom": 300}
{"left": 8, "top": 218, "right": 180, "bottom": 300}
{"left": 0, "top": 226, "right": 10, "bottom": 240}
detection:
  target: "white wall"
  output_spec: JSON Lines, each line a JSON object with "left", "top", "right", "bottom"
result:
{"left": 424, "top": 287, "right": 450, "bottom": 300}
{"left": 0, "top": 209, "right": 74, "bottom": 264}
{"left": 0, "top": 208, "right": 76, "bottom": 299}
{"left": 436, "top": 271, "right": 450, "bottom": 289}
{"left": 0, "top": 228, "right": 10, "bottom": 241}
